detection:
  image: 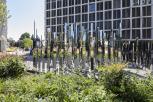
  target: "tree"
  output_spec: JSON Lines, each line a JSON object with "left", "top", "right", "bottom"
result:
{"left": 19, "top": 32, "right": 30, "bottom": 40}
{"left": 0, "top": 0, "right": 9, "bottom": 33}
{"left": 7, "top": 37, "right": 15, "bottom": 47}
{"left": 22, "top": 38, "right": 33, "bottom": 49}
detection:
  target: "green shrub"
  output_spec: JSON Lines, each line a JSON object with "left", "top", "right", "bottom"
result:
{"left": 97, "top": 64, "right": 126, "bottom": 94}
{"left": 0, "top": 73, "right": 114, "bottom": 102}
{"left": 0, "top": 56, "right": 25, "bottom": 78}
{"left": 1, "top": 63, "right": 153, "bottom": 102}
{"left": 98, "top": 64, "right": 153, "bottom": 102}
{"left": 119, "top": 76, "right": 153, "bottom": 102}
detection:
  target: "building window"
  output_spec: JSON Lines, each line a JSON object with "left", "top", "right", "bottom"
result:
{"left": 52, "top": 26, "right": 56, "bottom": 32}
{"left": 82, "top": 14, "right": 88, "bottom": 22}
{"left": 46, "top": 19, "right": 50, "bottom": 26}
{"left": 57, "top": 0, "right": 62, "bottom": 8}
{"left": 105, "top": 21, "right": 112, "bottom": 30}
{"left": 57, "top": 9, "right": 62, "bottom": 16}
{"left": 69, "top": 0, "right": 74, "bottom": 6}
{"left": 132, "top": 29, "right": 140, "bottom": 39}
{"left": 82, "top": 0, "right": 88, "bottom": 4}
{"left": 97, "top": 2, "right": 103, "bottom": 11}
{"left": 142, "top": 0, "right": 151, "bottom": 5}
{"left": 63, "top": 16, "right": 68, "bottom": 23}
{"left": 46, "top": 0, "right": 50, "bottom": 3}
{"left": 75, "top": 6, "right": 81, "bottom": 14}
{"left": 122, "top": 30, "right": 130, "bottom": 39}
{"left": 143, "top": 6, "right": 151, "bottom": 16}
{"left": 75, "top": 15, "right": 81, "bottom": 22}
{"left": 132, "top": 0, "right": 140, "bottom": 6}
{"left": 69, "top": 7, "right": 74, "bottom": 15}
{"left": 132, "top": 18, "right": 140, "bottom": 28}
{"left": 82, "top": 23, "right": 88, "bottom": 29}
{"left": 142, "top": 29, "right": 151, "bottom": 39}
{"left": 132, "top": 7, "right": 140, "bottom": 17}
{"left": 63, "top": 0, "right": 68, "bottom": 7}
{"left": 52, "top": 10, "right": 56, "bottom": 17}
{"left": 122, "top": 8, "right": 130, "bottom": 18}
{"left": 57, "top": 26, "right": 62, "bottom": 32}
{"left": 142, "top": 17, "right": 151, "bottom": 27}
{"left": 82, "top": 5, "right": 88, "bottom": 13}
{"left": 113, "top": 10, "right": 120, "bottom": 19}
{"left": 51, "top": 18, "right": 56, "bottom": 25}
{"left": 46, "top": 11, "right": 50, "bottom": 17}
{"left": 89, "top": 0, "right": 95, "bottom": 3}
{"left": 89, "top": 13, "right": 95, "bottom": 21}
{"left": 105, "top": 1, "right": 112, "bottom": 10}
{"left": 97, "top": 22, "right": 103, "bottom": 30}
{"left": 122, "top": 19, "right": 130, "bottom": 29}
{"left": 105, "top": 11, "right": 112, "bottom": 20}
{"left": 46, "top": 3, "right": 50, "bottom": 10}
{"left": 89, "top": 3, "right": 96, "bottom": 12}
{"left": 122, "top": 0, "right": 130, "bottom": 7}
{"left": 69, "top": 16, "right": 74, "bottom": 23}
{"left": 63, "top": 8, "right": 68, "bottom": 15}
{"left": 57, "top": 17, "right": 61, "bottom": 24}
{"left": 75, "top": 0, "right": 81, "bottom": 5}
{"left": 51, "top": 2, "right": 56, "bottom": 9}
{"left": 113, "top": 20, "right": 120, "bottom": 29}
{"left": 97, "top": 12, "right": 103, "bottom": 20}
{"left": 113, "top": 0, "right": 121, "bottom": 8}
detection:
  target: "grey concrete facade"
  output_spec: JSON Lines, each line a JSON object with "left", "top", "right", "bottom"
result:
{"left": 45, "top": 0, "right": 152, "bottom": 41}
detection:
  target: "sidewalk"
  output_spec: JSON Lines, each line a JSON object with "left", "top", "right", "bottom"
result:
{"left": 123, "top": 68, "right": 152, "bottom": 78}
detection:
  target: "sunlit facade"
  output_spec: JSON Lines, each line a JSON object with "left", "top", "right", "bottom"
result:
{"left": 45, "top": 0, "right": 153, "bottom": 40}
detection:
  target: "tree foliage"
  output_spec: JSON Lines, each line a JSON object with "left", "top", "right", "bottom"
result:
{"left": 7, "top": 37, "right": 15, "bottom": 46}
{"left": 0, "top": 0, "right": 7, "bottom": 25}
{"left": 22, "top": 38, "right": 33, "bottom": 49}
{"left": 19, "top": 32, "right": 30, "bottom": 40}
{"left": 0, "top": 0, "right": 10, "bottom": 34}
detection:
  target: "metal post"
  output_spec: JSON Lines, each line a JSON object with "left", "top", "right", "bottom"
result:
{"left": 102, "top": 31, "right": 105, "bottom": 65}
{"left": 90, "top": 23, "right": 94, "bottom": 70}
{"left": 107, "top": 31, "right": 111, "bottom": 63}
{"left": 150, "top": 41, "right": 153, "bottom": 71}
{"left": 136, "top": 37, "right": 139, "bottom": 66}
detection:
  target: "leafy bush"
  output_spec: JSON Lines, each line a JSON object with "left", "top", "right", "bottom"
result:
{"left": 0, "top": 63, "right": 153, "bottom": 102}
{"left": 22, "top": 38, "right": 33, "bottom": 49}
{"left": 0, "top": 56, "right": 25, "bottom": 78}
{"left": 0, "top": 73, "right": 114, "bottom": 102}
{"left": 97, "top": 64, "right": 126, "bottom": 94}
{"left": 118, "top": 76, "right": 153, "bottom": 102}
{"left": 98, "top": 64, "right": 153, "bottom": 102}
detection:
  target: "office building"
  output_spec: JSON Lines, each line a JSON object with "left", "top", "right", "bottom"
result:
{"left": 45, "top": 0, "right": 152, "bottom": 40}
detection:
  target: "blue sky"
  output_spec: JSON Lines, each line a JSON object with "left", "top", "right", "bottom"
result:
{"left": 7, "top": 0, "right": 44, "bottom": 41}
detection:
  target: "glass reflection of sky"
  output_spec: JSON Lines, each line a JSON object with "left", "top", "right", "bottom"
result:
{"left": 89, "top": 3, "right": 96, "bottom": 12}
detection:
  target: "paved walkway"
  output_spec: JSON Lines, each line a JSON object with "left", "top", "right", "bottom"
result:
{"left": 123, "top": 68, "right": 152, "bottom": 78}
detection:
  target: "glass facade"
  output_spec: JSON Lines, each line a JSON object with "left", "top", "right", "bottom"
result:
{"left": 45, "top": 0, "right": 153, "bottom": 40}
